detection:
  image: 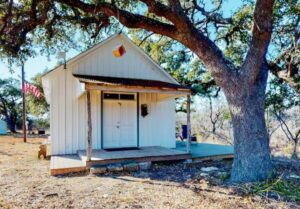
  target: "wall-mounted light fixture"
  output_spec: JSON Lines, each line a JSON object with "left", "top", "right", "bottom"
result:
{"left": 141, "top": 104, "right": 149, "bottom": 117}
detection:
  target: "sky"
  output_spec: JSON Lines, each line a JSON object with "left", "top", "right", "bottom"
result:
{"left": 0, "top": 49, "right": 79, "bottom": 81}
{"left": 0, "top": 0, "right": 243, "bottom": 82}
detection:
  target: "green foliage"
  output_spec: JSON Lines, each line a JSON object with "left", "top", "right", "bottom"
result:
{"left": 0, "top": 0, "right": 298, "bottom": 99}
{"left": 0, "top": 74, "right": 50, "bottom": 131}
{"left": 216, "top": 0, "right": 300, "bottom": 98}
{"left": 220, "top": 108, "right": 231, "bottom": 121}
{"left": 265, "top": 78, "right": 299, "bottom": 112}
{"left": 272, "top": 0, "right": 300, "bottom": 53}
{"left": 34, "top": 118, "right": 50, "bottom": 129}
{"left": 0, "top": 1, "right": 298, "bottom": 120}
{"left": 219, "top": 4, "right": 253, "bottom": 67}
{"left": 0, "top": 78, "right": 22, "bottom": 132}
{"left": 219, "top": 172, "right": 230, "bottom": 181}
{"left": 25, "top": 72, "right": 50, "bottom": 129}
{"left": 130, "top": 31, "right": 219, "bottom": 97}
{"left": 26, "top": 72, "right": 49, "bottom": 117}
{"left": 243, "top": 177, "right": 300, "bottom": 202}
{"left": 130, "top": 31, "right": 191, "bottom": 72}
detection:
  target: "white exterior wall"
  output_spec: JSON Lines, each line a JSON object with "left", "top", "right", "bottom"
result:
{"left": 43, "top": 34, "right": 178, "bottom": 155}
{"left": 45, "top": 67, "right": 103, "bottom": 155}
{"left": 48, "top": 67, "right": 79, "bottom": 155}
{"left": 44, "top": 67, "right": 176, "bottom": 155}
{"left": 139, "top": 93, "right": 176, "bottom": 148}
{"left": 72, "top": 35, "right": 174, "bottom": 83}
{"left": 46, "top": 69, "right": 175, "bottom": 155}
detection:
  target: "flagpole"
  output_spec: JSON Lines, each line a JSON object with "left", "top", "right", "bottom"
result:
{"left": 21, "top": 63, "right": 27, "bottom": 143}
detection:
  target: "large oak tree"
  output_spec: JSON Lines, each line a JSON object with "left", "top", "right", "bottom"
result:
{"left": 0, "top": 0, "right": 281, "bottom": 182}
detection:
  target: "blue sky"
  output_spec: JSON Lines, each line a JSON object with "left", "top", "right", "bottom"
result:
{"left": 0, "top": 49, "right": 79, "bottom": 81}
{"left": 0, "top": 0, "right": 243, "bottom": 82}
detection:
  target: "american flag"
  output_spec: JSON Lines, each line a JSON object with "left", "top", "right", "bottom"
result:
{"left": 23, "top": 82, "right": 42, "bottom": 98}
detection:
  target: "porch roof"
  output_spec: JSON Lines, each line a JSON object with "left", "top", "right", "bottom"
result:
{"left": 73, "top": 74, "right": 191, "bottom": 93}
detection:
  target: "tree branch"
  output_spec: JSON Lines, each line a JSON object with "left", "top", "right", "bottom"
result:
{"left": 191, "top": 0, "right": 233, "bottom": 25}
{"left": 0, "top": 0, "right": 52, "bottom": 56}
{"left": 56, "top": 0, "right": 178, "bottom": 38}
{"left": 268, "top": 60, "right": 300, "bottom": 97}
{"left": 241, "top": 0, "right": 275, "bottom": 84}
{"left": 138, "top": 32, "right": 155, "bottom": 46}
{"left": 56, "top": 0, "right": 236, "bottom": 88}
{"left": 140, "top": 0, "right": 189, "bottom": 29}
{"left": 274, "top": 111, "right": 294, "bottom": 141}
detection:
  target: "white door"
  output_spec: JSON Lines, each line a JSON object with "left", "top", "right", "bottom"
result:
{"left": 103, "top": 93, "right": 137, "bottom": 148}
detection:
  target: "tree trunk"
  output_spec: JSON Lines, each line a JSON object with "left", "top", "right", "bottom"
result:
{"left": 291, "top": 141, "right": 299, "bottom": 160}
{"left": 224, "top": 65, "right": 273, "bottom": 183}
{"left": 7, "top": 119, "right": 16, "bottom": 133}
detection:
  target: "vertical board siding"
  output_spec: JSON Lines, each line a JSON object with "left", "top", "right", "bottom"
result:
{"left": 49, "top": 68, "right": 176, "bottom": 155}
{"left": 72, "top": 36, "right": 172, "bottom": 83}
{"left": 49, "top": 65, "right": 104, "bottom": 155}
{"left": 65, "top": 70, "right": 73, "bottom": 154}
{"left": 139, "top": 93, "right": 176, "bottom": 148}
{"left": 50, "top": 74, "right": 57, "bottom": 155}
{"left": 57, "top": 69, "right": 65, "bottom": 154}
{"left": 91, "top": 90, "right": 101, "bottom": 149}
{"left": 78, "top": 96, "right": 86, "bottom": 150}
{"left": 50, "top": 78, "right": 176, "bottom": 154}
{"left": 47, "top": 35, "right": 179, "bottom": 155}
{"left": 72, "top": 77, "right": 79, "bottom": 153}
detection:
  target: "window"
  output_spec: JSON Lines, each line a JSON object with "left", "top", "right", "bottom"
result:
{"left": 103, "top": 93, "right": 119, "bottom": 100}
{"left": 120, "top": 94, "right": 135, "bottom": 100}
{"left": 103, "top": 93, "right": 135, "bottom": 100}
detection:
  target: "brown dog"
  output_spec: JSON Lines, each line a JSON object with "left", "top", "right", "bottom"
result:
{"left": 38, "top": 144, "right": 47, "bottom": 159}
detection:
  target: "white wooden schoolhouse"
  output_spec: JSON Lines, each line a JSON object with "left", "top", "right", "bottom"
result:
{"left": 42, "top": 33, "right": 192, "bottom": 174}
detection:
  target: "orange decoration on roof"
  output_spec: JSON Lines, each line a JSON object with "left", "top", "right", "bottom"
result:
{"left": 113, "top": 44, "right": 126, "bottom": 57}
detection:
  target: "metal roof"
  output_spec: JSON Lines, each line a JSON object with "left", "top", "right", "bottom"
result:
{"left": 73, "top": 74, "right": 191, "bottom": 90}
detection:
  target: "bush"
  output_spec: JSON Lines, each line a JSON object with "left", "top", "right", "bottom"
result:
{"left": 243, "top": 177, "right": 300, "bottom": 202}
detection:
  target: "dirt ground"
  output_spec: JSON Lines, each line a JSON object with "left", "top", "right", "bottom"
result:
{"left": 0, "top": 135, "right": 299, "bottom": 209}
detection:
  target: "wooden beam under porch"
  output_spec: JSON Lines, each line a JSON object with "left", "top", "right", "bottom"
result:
{"left": 85, "top": 83, "right": 191, "bottom": 95}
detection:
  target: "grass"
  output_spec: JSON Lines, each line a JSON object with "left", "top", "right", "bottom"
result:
{"left": 243, "top": 176, "right": 300, "bottom": 202}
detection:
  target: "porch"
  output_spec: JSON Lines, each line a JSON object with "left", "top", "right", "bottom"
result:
{"left": 176, "top": 141, "right": 234, "bottom": 161}
{"left": 50, "top": 142, "right": 234, "bottom": 176}
{"left": 75, "top": 74, "right": 194, "bottom": 162}
{"left": 50, "top": 146, "right": 190, "bottom": 175}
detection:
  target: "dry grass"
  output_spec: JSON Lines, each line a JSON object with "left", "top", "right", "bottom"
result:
{"left": 0, "top": 135, "right": 298, "bottom": 209}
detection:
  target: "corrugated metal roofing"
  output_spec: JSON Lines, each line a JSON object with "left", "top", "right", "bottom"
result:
{"left": 73, "top": 74, "right": 191, "bottom": 90}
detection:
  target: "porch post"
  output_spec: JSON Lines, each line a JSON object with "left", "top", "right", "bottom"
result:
{"left": 86, "top": 90, "right": 92, "bottom": 161}
{"left": 186, "top": 94, "right": 191, "bottom": 153}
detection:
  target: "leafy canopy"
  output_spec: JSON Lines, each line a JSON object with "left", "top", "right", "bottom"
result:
{"left": 0, "top": 1, "right": 298, "bottom": 99}
{"left": 0, "top": 78, "right": 22, "bottom": 132}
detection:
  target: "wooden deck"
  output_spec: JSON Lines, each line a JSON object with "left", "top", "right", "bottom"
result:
{"left": 50, "top": 146, "right": 190, "bottom": 175}
{"left": 50, "top": 143, "right": 234, "bottom": 176}
{"left": 78, "top": 146, "right": 191, "bottom": 167}
{"left": 50, "top": 155, "right": 87, "bottom": 176}
{"left": 176, "top": 141, "right": 234, "bottom": 161}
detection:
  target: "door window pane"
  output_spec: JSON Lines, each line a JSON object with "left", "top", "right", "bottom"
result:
{"left": 103, "top": 93, "right": 119, "bottom": 99}
{"left": 120, "top": 94, "right": 135, "bottom": 100}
